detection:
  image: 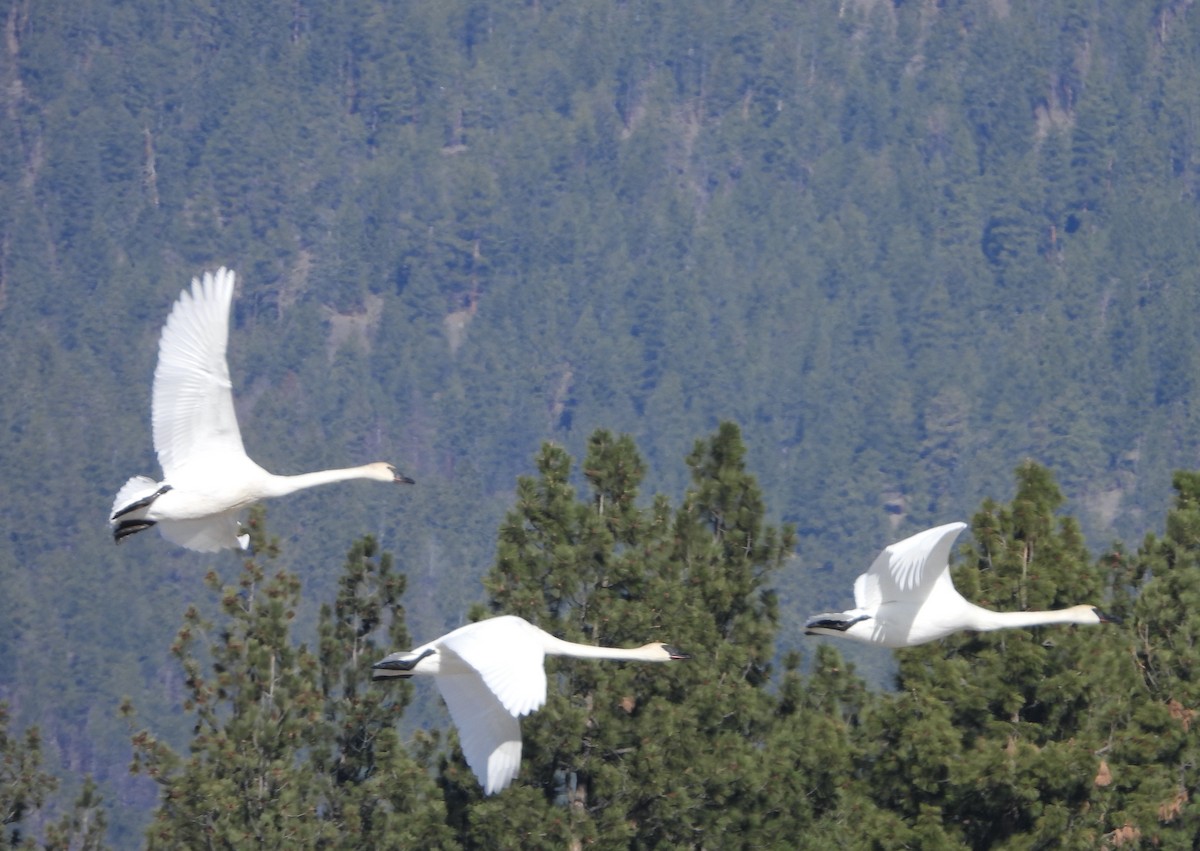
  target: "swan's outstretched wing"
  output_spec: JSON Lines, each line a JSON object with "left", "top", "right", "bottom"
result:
{"left": 435, "top": 672, "right": 523, "bottom": 794}
{"left": 438, "top": 616, "right": 548, "bottom": 718}
{"left": 431, "top": 618, "right": 549, "bottom": 794}
{"left": 152, "top": 268, "right": 247, "bottom": 477}
{"left": 860, "top": 522, "right": 968, "bottom": 606}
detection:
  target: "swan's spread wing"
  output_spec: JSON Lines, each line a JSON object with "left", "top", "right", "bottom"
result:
{"left": 438, "top": 617, "right": 548, "bottom": 718}
{"left": 868, "top": 522, "right": 968, "bottom": 604}
{"left": 156, "top": 511, "right": 247, "bottom": 552}
{"left": 152, "top": 268, "right": 247, "bottom": 477}
{"left": 435, "top": 672, "right": 523, "bottom": 794}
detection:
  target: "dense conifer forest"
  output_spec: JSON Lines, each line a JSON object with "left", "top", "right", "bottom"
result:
{"left": 4, "top": 0, "right": 1200, "bottom": 846}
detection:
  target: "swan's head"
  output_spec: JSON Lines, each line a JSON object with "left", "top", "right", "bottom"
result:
{"left": 1057, "top": 604, "right": 1120, "bottom": 625}
{"left": 366, "top": 462, "right": 415, "bottom": 484}
{"left": 1085, "top": 605, "right": 1121, "bottom": 625}
{"left": 643, "top": 643, "right": 690, "bottom": 661}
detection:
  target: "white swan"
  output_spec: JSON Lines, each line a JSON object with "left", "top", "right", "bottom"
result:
{"left": 110, "top": 267, "right": 414, "bottom": 552}
{"left": 371, "top": 614, "right": 688, "bottom": 794}
{"left": 804, "top": 521, "right": 1116, "bottom": 648}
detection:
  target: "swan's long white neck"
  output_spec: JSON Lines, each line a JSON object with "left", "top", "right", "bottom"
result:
{"left": 262, "top": 465, "right": 384, "bottom": 498}
{"left": 541, "top": 635, "right": 668, "bottom": 662}
{"left": 962, "top": 603, "right": 1098, "bottom": 632}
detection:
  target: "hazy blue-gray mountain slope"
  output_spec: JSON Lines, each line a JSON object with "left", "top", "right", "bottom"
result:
{"left": 3, "top": 0, "right": 1200, "bottom": 843}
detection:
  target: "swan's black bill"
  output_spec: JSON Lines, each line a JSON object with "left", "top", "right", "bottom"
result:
{"left": 394, "top": 473, "right": 416, "bottom": 485}
{"left": 663, "top": 645, "right": 690, "bottom": 661}
{"left": 1094, "top": 607, "right": 1122, "bottom": 625}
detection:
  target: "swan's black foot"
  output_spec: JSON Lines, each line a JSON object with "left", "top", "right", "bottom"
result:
{"left": 113, "top": 518, "right": 156, "bottom": 543}
{"left": 804, "top": 614, "right": 869, "bottom": 634}
{"left": 111, "top": 484, "right": 173, "bottom": 520}
{"left": 371, "top": 648, "right": 435, "bottom": 679}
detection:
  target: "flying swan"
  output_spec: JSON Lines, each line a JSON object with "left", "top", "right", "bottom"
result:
{"left": 372, "top": 614, "right": 688, "bottom": 794}
{"left": 804, "top": 521, "right": 1117, "bottom": 647}
{"left": 110, "top": 267, "right": 414, "bottom": 552}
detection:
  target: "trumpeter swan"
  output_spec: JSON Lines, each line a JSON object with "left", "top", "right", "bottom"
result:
{"left": 110, "top": 267, "right": 414, "bottom": 552}
{"left": 372, "top": 614, "right": 688, "bottom": 794}
{"left": 804, "top": 521, "right": 1117, "bottom": 648}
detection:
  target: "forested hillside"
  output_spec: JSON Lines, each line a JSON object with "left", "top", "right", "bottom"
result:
{"left": 3, "top": 0, "right": 1200, "bottom": 845}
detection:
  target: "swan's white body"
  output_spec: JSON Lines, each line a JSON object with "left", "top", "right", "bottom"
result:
{"left": 372, "top": 615, "right": 687, "bottom": 794}
{"left": 111, "top": 268, "right": 413, "bottom": 552}
{"left": 804, "top": 522, "right": 1114, "bottom": 648}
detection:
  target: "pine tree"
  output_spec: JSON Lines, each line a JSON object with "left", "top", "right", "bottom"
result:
{"left": 446, "top": 424, "right": 795, "bottom": 848}
{"left": 1110, "top": 470, "right": 1200, "bottom": 847}
{"left": 311, "top": 535, "right": 456, "bottom": 848}
{"left": 1, "top": 701, "right": 108, "bottom": 850}
{"left": 859, "top": 462, "right": 1128, "bottom": 848}
{"left": 766, "top": 644, "right": 883, "bottom": 844}
{"left": 125, "top": 509, "right": 451, "bottom": 849}
{"left": 2, "top": 702, "right": 58, "bottom": 848}
{"left": 38, "top": 778, "right": 109, "bottom": 851}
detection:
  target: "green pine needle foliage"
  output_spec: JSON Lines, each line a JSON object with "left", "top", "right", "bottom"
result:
{"left": 124, "top": 508, "right": 453, "bottom": 850}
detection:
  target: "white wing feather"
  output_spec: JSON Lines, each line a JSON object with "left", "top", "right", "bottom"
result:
{"left": 426, "top": 617, "right": 553, "bottom": 794}
{"left": 152, "top": 268, "right": 247, "bottom": 477}
{"left": 156, "top": 512, "right": 248, "bottom": 553}
{"left": 852, "top": 571, "right": 880, "bottom": 610}
{"left": 435, "top": 673, "right": 523, "bottom": 794}
{"left": 439, "top": 616, "right": 548, "bottom": 718}
{"left": 864, "top": 521, "right": 968, "bottom": 605}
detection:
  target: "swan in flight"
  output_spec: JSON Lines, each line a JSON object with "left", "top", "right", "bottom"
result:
{"left": 372, "top": 614, "right": 688, "bottom": 794}
{"left": 804, "top": 521, "right": 1117, "bottom": 648}
{"left": 110, "top": 267, "right": 414, "bottom": 552}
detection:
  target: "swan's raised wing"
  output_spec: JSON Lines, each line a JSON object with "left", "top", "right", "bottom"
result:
{"left": 435, "top": 672, "right": 523, "bottom": 794}
{"left": 861, "top": 522, "right": 968, "bottom": 605}
{"left": 152, "top": 268, "right": 247, "bottom": 477}
{"left": 852, "top": 571, "right": 881, "bottom": 611}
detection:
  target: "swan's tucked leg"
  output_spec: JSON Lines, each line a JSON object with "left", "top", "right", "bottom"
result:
{"left": 371, "top": 648, "right": 436, "bottom": 678}
{"left": 113, "top": 518, "right": 157, "bottom": 542}
{"left": 111, "top": 483, "right": 173, "bottom": 520}
{"left": 804, "top": 613, "right": 870, "bottom": 634}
